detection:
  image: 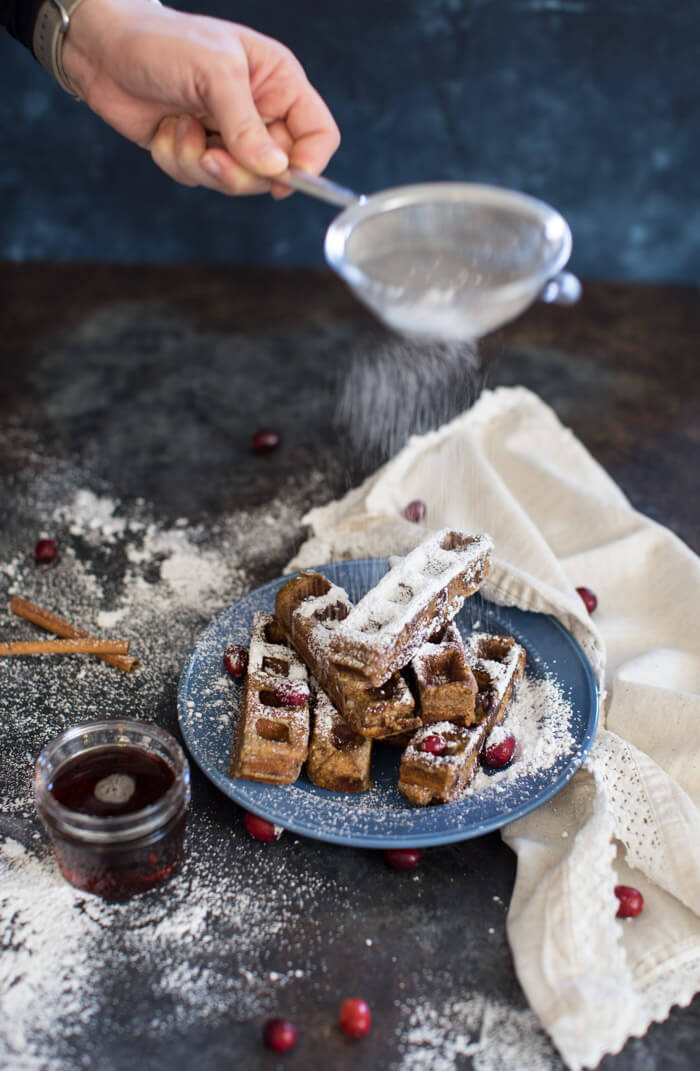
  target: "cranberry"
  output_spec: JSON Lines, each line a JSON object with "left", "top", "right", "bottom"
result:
{"left": 385, "top": 848, "right": 421, "bottom": 871}
{"left": 615, "top": 885, "right": 644, "bottom": 918}
{"left": 244, "top": 811, "right": 283, "bottom": 843}
{"left": 339, "top": 997, "right": 372, "bottom": 1039}
{"left": 484, "top": 731, "right": 516, "bottom": 768}
{"left": 274, "top": 679, "right": 309, "bottom": 707}
{"left": 34, "top": 538, "right": 58, "bottom": 564}
{"left": 223, "top": 643, "right": 248, "bottom": 677}
{"left": 251, "top": 428, "right": 281, "bottom": 453}
{"left": 403, "top": 500, "right": 426, "bottom": 523}
{"left": 421, "top": 734, "right": 446, "bottom": 756}
{"left": 263, "top": 1018, "right": 297, "bottom": 1053}
{"left": 576, "top": 586, "right": 598, "bottom": 614}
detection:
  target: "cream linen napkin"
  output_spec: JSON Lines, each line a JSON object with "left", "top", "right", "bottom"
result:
{"left": 287, "top": 386, "right": 700, "bottom": 1069}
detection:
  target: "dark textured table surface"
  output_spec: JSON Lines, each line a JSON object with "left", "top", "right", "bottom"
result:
{"left": 0, "top": 263, "right": 698, "bottom": 1070}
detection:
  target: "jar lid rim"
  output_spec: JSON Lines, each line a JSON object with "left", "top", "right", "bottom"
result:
{"left": 34, "top": 719, "right": 190, "bottom": 842}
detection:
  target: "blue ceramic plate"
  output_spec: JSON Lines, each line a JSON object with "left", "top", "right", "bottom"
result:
{"left": 178, "top": 559, "right": 598, "bottom": 848}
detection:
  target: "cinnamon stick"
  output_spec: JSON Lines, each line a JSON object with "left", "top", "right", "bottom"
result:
{"left": 9, "top": 596, "right": 139, "bottom": 673}
{"left": 0, "top": 638, "right": 129, "bottom": 656}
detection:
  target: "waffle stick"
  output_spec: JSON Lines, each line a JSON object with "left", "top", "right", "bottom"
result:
{"left": 407, "top": 623, "right": 478, "bottom": 725}
{"left": 229, "top": 612, "right": 310, "bottom": 785}
{"left": 274, "top": 572, "right": 420, "bottom": 740}
{"left": 464, "top": 633, "right": 526, "bottom": 730}
{"left": 327, "top": 530, "right": 493, "bottom": 686}
{"left": 397, "top": 721, "right": 488, "bottom": 805}
{"left": 398, "top": 631, "right": 526, "bottom": 805}
{"left": 306, "top": 680, "right": 372, "bottom": 793}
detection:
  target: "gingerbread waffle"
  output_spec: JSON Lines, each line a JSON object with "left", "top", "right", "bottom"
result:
{"left": 398, "top": 631, "right": 526, "bottom": 805}
{"left": 274, "top": 571, "right": 420, "bottom": 739}
{"left": 246, "top": 611, "right": 309, "bottom": 681}
{"left": 229, "top": 612, "right": 311, "bottom": 785}
{"left": 409, "top": 623, "right": 478, "bottom": 725}
{"left": 464, "top": 632, "right": 526, "bottom": 730}
{"left": 306, "top": 681, "right": 372, "bottom": 793}
{"left": 397, "top": 721, "right": 488, "bottom": 805}
{"left": 327, "top": 530, "right": 493, "bottom": 685}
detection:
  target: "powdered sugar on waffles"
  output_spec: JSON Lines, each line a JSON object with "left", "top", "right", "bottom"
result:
{"left": 469, "top": 673, "right": 579, "bottom": 796}
{"left": 332, "top": 531, "right": 493, "bottom": 659}
{"left": 395, "top": 671, "right": 578, "bottom": 797}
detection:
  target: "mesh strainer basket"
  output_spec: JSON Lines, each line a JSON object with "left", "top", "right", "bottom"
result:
{"left": 285, "top": 172, "right": 580, "bottom": 340}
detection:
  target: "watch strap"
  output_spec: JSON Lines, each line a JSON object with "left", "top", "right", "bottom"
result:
{"left": 33, "top": 0, "right": 91, "bottom": 98}
{"left": 33, "top": 0, "right": 163, "bottom": 100}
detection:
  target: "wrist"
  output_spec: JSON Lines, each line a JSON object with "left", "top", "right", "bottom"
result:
{"left": 33, "top": 0, "right": 94, "bottom": 97}
{"left": 38, "top": 0, "right": 162, "bottom": 100}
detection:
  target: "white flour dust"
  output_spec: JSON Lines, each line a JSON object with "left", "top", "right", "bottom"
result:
{"left": 0, "top": 469, "right": 342, "bottom": 1067}
{"left": 0, "top": 480, "right": 312, "bottom": 769}
{"left": 395, "top": 994, "right": 557, "bottom": 1070}
{"left": 0, "top": 830, "right": 331, "bottom": 1070}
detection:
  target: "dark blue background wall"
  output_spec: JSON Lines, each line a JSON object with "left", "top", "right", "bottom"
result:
{"left": 1, "top": 0, "right": 697, "bottom": 282}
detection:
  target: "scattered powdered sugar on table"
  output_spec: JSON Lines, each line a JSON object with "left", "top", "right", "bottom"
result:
{"left": 0, "top": 474, "right": 316, "bottom": 783}
{"left": 0, "top": 828, "right": 338, "bottom": 1070}
{"left": 394, "top": 994, "right": 558, "bottom": 1070}
{"left": 0, "top": 461, "right": 345, "bottom": 1066}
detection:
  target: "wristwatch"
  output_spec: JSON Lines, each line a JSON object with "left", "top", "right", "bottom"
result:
{"left": 33, "top": 0, "right": 163, "bottom": 100}
{"left": 33, "top": 0, "right": 91, "bottom": 98}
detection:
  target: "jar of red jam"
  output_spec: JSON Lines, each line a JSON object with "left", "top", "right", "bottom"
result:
{"left": 34, "top": 719, "right": 190, "bottom": 900}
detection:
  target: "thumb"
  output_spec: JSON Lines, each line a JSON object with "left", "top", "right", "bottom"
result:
{"left": 208, "top": 70, "right": 288, "bottom": 178}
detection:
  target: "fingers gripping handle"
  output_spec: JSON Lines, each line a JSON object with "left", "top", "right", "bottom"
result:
{"left": 281, "top": 169, "right": 362, "bottom": 208}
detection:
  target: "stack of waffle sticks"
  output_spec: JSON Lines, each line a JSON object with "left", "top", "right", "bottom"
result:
{"left": 228, "top": 529, "right": 526, "bottom": 805}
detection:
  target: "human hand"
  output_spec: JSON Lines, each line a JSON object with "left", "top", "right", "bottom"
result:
{"left": 62, "top": 0, "right": 340, "bottom": 196}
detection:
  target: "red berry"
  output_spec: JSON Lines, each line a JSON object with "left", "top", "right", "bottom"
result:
{"left": 263, "top": 1018, "right": 297, "bottom": 1053}
{"left": 223, "top": 643, "right": 248, "bottom": 677}
{"left": 244, "top": 811, "right": 283, "bottom": 843}
{"left": 34, "top": 538, "right": 58, "bottom": 564}
{"left": 339, "top": 997, "right": 371, "bottom": 1039}
{"left": 615, "top": 885, "right": 644, "bottom": 918}
{"left": 251, "top": 428, "right": 281, "bottom": 453}
{"left": 274, "top": 679, "right": 309, "bottom": 707}
{"left": 403, "top": 500, "right": 426, "bottom": 523}
{"left": 484, "top": 731, "right": 516, "bottom": 769}
{"left": 576, "top": 586, "right": 598, "bottom": 614}
{"left": 421, "top": 734, "right": 446, "bottom": 756}
{"left": 385, "top": 848, "right": 421, "bottom": 871}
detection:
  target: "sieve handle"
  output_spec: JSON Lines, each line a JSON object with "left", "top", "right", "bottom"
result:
{"left": 199, "top": 123, "right": 361, "bottom": 208}
{"left": 539, "top": 271, "right": 582, "bottom": 306}
{"left": 282, "top": 168, "right": 363, "bottom": 208}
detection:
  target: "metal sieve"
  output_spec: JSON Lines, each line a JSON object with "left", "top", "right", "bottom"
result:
{"left": 284, "top": 170, "right": 581, "bottom": 340}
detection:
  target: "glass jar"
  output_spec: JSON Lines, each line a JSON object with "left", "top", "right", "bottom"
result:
{"left": 34, "top": 719, "right": 190, "bottom": 899}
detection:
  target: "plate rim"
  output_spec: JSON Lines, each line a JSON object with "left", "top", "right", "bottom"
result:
{"left": 177, "top": 559, "right": 599, "bottom": 848}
